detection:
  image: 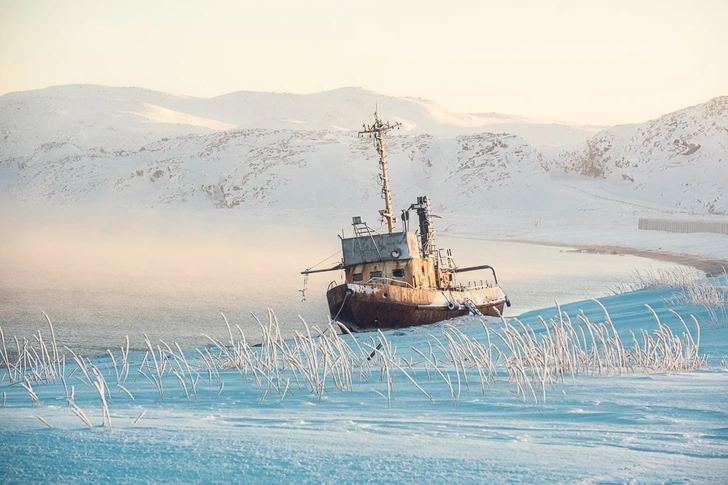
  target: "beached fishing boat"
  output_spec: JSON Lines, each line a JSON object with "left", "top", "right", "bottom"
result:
{"left": 302, "top": 112, "right": 510, "bottom": 332}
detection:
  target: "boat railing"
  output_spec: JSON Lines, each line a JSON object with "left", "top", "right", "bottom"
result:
{"left": 453, "top": 264, "right": 499, "bottom": 285}
{"left": 327, "top": 280, "right": 339, "bottom": 291}
{"left": 465, "top": 280, "right": 494, "bottom": 290}
{"left": 364, "top": 277, "right": 415, "bottom": 289}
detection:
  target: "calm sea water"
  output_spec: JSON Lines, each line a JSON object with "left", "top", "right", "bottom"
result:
{"left": 0, "top": 236, "right": 686, "bottom": 357}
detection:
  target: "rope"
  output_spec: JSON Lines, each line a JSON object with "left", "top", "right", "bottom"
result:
{"left": 332, "top": 290, "right": 350, "bottom": 323}
{"left": 299, "top": 273, "right": 309, "bottom": 302}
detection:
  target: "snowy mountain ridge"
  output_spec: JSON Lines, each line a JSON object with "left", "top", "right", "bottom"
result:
{"left": 0, "top": 84, "right": 602, "bottom": 156}
{"left": 1, "top": 85, "right": 726, "bottom": 216}
{"left": 552, "top": 96, "right": 728, "bottom": 214}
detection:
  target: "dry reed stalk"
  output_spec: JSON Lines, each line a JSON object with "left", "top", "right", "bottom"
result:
{"left": 452, "top": 327, "right": 491, "bottom": 395}
{"left": 117, "top": 384, "right": 135, "bottom": 403}
{"left": 411, "top": 347, "right": 455, "bottom": 402}
{"left": 64, "top": 347, "right": 93, "bottom": 390}
{"left": 91, "top": 367, "right": 112, "bottom": 431}
{"left": 21, "top": 378, "right": 42, "bottom": 406}
{"left": 277, "top": 378, "right": 291, "bottom": 404}
{"left": 0, "top": 327, "right": 13, "bottom": 383}
{"left": 41, "top": 312, "right": 60, "bottom": 376}
{"left": 133, "top": 409, "right": 147, "bottom": 425}
{"left": 196, "top": 349, "right": 214, "bottom": 384}
{"left": 441, "top": 328, "right": 471, "bottom": 392}
{"left": 204, "top": 347, "right": 222, "bottom": 381}
{"left": 66, "top": 385, "right": 75, "bottom": 406}
{"left": 173, "top": 370, "right": 190, "bottom": 402}
{"left": 59, "top": 358, "right": 68, "bottom": 398}
{"left": 669, "top": 310, "right": 696, "bottom": 364}
{"left": 134, "top": 351, "right": 149, "bottom": 383}
{"left": 592, "top": 299, "right": 627, "bottom": 373}
{"left": 32, "top": 332, "right": 51, "bottom": 382}
{"left": 220, "top": 313, "right": 242, "bottom": 369}
{"left": 280, "top": 341, "right": 310, "bottom": 391}
{"left": 335, "top": 321, "right": 367, "bottom": 360}
{"left": 202, "top": 334, "right": 239, "bottom": 372}
{"left": 117, "top": 336, "right": 131, "bottom": 386}
{"left": 37, "top": 415, "right": 52, "bottom": 428}
{"left": 143, "top": 335, "right": 160, "bottom": 376}
{"left": 107, "top": 350, "right": 120, "bottom": 386}
{"left": 70, "top": 403, "right": 93, "bottom": 429}
{"left": 689, "top": 316, "right": 706, "bottom": 368}
{"left": 15, "top": 336, "right": 25, "bottom": 379}
{"left": 174, "top": 342, "right": 198, "bottom": 399}
{"left": 139, "top": 336, "right": 165, "bottom": 400}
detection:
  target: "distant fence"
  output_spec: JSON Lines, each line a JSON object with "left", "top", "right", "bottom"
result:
{"left": 638, "top": 218, "right": 728, "bottom": 235}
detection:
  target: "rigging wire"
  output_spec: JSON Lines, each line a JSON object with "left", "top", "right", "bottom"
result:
{"left": 305, "top": 248, "right": 342, "bottom": 272}
{"left": 300, "top": 248, "right": 342, "bottom": 302}
{"left": 299, "top": 221, "right": 387, "bottom": 301}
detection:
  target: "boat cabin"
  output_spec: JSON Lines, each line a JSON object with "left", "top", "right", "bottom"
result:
{"left": 341, "top": 228, "right": 437, "bottom": 289}
{"left": 341, "top": 210, "right": 456, "bottom": 291}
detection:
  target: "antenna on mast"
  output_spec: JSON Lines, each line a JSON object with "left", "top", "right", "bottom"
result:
{"left": 359, "top": 109, "right": 401, "bottom": 233}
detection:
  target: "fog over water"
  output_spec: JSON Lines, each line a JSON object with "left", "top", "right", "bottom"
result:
{"left": 0, "top": 204, "right": 688, "bottom": 356}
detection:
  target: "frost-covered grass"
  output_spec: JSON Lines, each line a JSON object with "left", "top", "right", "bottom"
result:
{"left": 1, "top": 303, "right": 706, "bottom": 414}
{"left": 615, "top": 267, "right": 728, "bottom": 327}
{"left": 613, "top": 266, "right": 705, "bottom": 293}
{"left": 2, "top": 279, "right": 728, "bottom": 483}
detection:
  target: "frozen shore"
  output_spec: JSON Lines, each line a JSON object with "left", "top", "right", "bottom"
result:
{"left": 1, "top": 271, "right": 727, "bottom": 484}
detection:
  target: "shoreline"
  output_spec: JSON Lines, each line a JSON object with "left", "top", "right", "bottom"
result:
{"left": 506, "top": 239, "right": 728, "bottom": 277}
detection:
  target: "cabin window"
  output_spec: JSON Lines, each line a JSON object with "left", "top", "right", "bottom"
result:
{"left": 370, "top": 271, "right": 382, "bottom": 279}
{"left": 352, "top": 273, "right": 363, "bottom": 282}
{"left": 392, "top": 269, "right": 404, "bottom": 278}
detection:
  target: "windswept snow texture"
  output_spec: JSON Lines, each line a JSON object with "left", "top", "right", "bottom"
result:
{"left": 1, "top": 278, "right": 727, "bottom": 484}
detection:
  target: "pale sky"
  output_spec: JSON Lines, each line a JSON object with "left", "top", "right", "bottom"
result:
{"left": 1, "top": 0, "right": 726, "bottom": 125}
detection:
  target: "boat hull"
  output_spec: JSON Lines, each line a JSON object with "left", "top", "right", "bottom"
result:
{"left": 326, "top": 282, "right": 507, "bottom": 332}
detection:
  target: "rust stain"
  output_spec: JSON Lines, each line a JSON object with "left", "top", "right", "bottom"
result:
{"left": 327, "top": 283, "right": 507, "bottom": 332}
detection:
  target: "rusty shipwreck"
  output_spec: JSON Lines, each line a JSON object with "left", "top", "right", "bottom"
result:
{"left": 302, "top": 112, "right": 510, "bottom": 332}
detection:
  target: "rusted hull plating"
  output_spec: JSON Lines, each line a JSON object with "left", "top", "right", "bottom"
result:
{"left": 326, "top": 282, "right": 507, "bottom": 333}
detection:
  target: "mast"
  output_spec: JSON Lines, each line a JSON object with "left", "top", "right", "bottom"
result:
{"left": 359, "top": 109, "right": 401, "bottom": 233}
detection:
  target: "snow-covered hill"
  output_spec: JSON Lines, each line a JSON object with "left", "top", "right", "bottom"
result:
{"left": 552, "top": 96, "right": 728, "bottom": 214}
{"left": 0, "top": 85, "right": 577, "bottom": 213}
{"left": 1, "top": 126, "right": 555, "bottom": 213}
{"left": 1, "top": 85, "right": 726, "bottom": 217}
{"left": 0, "top": 84, "right": 599, "bottom": 157}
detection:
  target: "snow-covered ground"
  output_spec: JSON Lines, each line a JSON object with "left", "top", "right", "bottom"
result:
{"left": 1, "top": 275, "right": 727, "bottom": 484}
